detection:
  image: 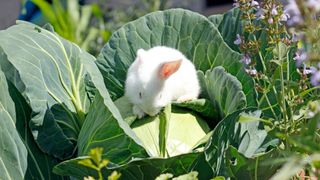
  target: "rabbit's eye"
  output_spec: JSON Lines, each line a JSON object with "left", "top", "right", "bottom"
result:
{"left": 139, "top": 92, "right": 142, "bottom": 99}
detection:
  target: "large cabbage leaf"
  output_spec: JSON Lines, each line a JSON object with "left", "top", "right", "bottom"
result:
{"left": 0, "top": 47, "right": 67, "bottom": 179}
{"left": 0, "top": 70, "right": 27, "bottom": 179}
{"left": 96, "top": 9, "right": 256, "bottom": 106}
{"left": 198, "top": 66, "right": 246, "bottom": 119}
{"left": 0, "top": 21, "right": 92, "bottom": 159}
{"left": 0, "top": 21, "right": 148, "bottom": 162}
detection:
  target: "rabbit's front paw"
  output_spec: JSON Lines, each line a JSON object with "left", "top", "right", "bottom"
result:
{"left": 133, "top": 105, "right": 145, "bottom": 119}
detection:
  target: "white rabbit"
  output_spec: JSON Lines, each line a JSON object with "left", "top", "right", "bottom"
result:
{"left": 125, "top": 46, "right": 200, "bottom": 118}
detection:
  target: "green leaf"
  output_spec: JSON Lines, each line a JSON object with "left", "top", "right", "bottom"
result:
{"left": 131, "top": 107, "right": 210, "bottom": 157}
{"left": 1, "top": 47, "right": 67, "bottom": 179}
{"left": 114, "top": 96, "right": 137, "bottom": 125}
{"left": 67, "top": 0, "right": 80, "bottom": 25}
{"left": 208, "top": 8, "right": 243, "bottom": 52}
{"left": 53, "top": 156, "right": 99, "bottom": 178}
{"left": 198, "top": 66, "right": 247, "bottom": 118}
{"left": 77, "top": 90, "right": 149, "bottom": 165}
{"left": 54, "top": 152, "right": 199, "bottom": 179}
{"left": 96, "top": 8, "right": 256, "bottom": 107}
{"left": 225, "top": 146, "right": 280, "bottom": 179}
{"left": 0, "top": 21, "right": 94, "bottom": 159}
{"left": 172, "top": 98, "right": 219, "bottom": 120}
{"left": 77, "top": 5, "right": 92, "bottom": 37}
{"left": 113, "top": 96, "right": 211, "bottom": 157}
{"left": 193, "top": 109, "right": 278, "bottom": 178}
{"left": 0, "top": 70, "right": 27, "bottom": 179}
{"left": 110, "top": 153, "right": 200, "bottom": 180}
{"left": 272, "top": 42, "right": 288, "bottom": 60}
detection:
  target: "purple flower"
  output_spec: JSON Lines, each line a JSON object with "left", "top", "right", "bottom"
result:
{"left": 256, "top": 9, "right": 265, "bottom": 19}
{"left": 303, "top": 64, "right": 316, "bottom": 75}
{"left": 245, "top": 68, "right": 257, "bottom": 76}
{"left": 251, "top": 0, "right": 259, "bottom": 8}
{"left": 240, "top": 54, "right": 251, "bottom": 65}
{"left": 285, "top": 0, "right": 303, "bottom": 26}
{"left": 311, "top": 70, "right": 320, "bottom": 86}
{"left": 271, "top": 6, "right": 278, "bottom": 15}
{"left": 268, "top": 18, "right": 274, "bottom": 24}
{"left": 292, "top": 33, "right": 302, "bottom": 42}
{"left": 233, "top": 1, "right": 239, "bottom": 8}
{"left": 280, "top": 13, "right": 290, "bottom": 22}
{"left": 294, "top": 49, "right": 308, "bottom": 67}
{"left": 308, "top": 64, "right": 320, "bottom": 86}
{"left": 234, "top": 34, "right": 242, "bottom": 45}
{"left": 307, "top": 0, "right": 320, "bottom": 11}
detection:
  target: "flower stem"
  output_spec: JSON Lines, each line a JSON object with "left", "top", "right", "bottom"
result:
{"left": 278, "top": 43, "right": 288, "bottom": 129}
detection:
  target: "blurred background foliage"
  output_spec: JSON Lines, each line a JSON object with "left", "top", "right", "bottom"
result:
{"left": 20, "top": 0, "right": 111, "bottom": 56}
{"left": 18, "top": 0, "right": 173, "bottom": 56}
{"left": 18, "top": 0, "right": 213, "bottom": 56}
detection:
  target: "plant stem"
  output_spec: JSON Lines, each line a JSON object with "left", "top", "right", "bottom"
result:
{"left": 98, "top": 170, "right": 103, "bottom": 180}
{"left": 159, "top": 105, "right": 171, "bottom": 158}
{"left": 278, "top": 43, "right": 288, "bottom": 130}
{"left": 255, "top": 156, "right": 259, "bottom": 180}
{"left": 258, "top": 89, "right": 277, "bottom": 118}
{"left": 254, "top": 36, "right": 267, "bottom": 73}
{"left": 286, "top": 51, "right": 293, "bottom": 123}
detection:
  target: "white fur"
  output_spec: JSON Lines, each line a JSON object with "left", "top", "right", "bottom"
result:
{"left": 125, "top": 46, "right": 200, "bottom": 118}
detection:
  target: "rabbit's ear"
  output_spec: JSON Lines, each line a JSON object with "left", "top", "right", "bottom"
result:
{"left": 137, "top": 49, "right": 145, "bottom": 59}
{"left": 135, "top": 49, "right": 146, "bottom": 65}
{"left": 159, "top": 60, "right": 182, "bottom": 79}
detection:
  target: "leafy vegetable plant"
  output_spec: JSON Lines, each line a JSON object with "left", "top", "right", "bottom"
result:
{"left": 1, "top": 1, "right": 319, "bottom": 179}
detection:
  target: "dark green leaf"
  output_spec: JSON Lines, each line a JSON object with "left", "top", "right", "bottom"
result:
{"left": 54, "top": 152, "right": 199, "bottom": 179}
{"left": 53, "top": 156, "right": 98, "bottom": 178}
{"left": 7, "top": 81, "right": 68, "bottom": 179}
{"left": 225, "top": 146, "right": 280, "bottom": 180}
{"left": 109, "top": 153, "right": 199, "bottom": 180}
{"left": 172, "top": 99, "right": 219, "bottom": 120}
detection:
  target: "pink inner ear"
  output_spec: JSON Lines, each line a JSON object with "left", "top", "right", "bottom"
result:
{"left": 159, "top": 60, "right": 182, "bottom": 79}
